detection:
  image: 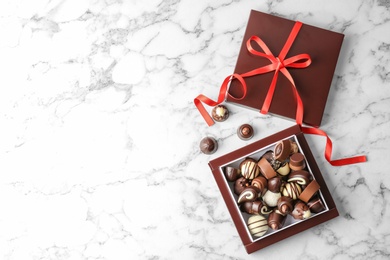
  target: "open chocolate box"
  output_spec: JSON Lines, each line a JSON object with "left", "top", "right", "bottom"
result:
{"left": 208, "top": 125, "right": 338, "bottom": 254}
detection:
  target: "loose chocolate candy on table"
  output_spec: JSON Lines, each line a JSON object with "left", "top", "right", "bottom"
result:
{"left": 292, "top": 201, "right": 311, "bottom": 220}
{"left": 224, "top": 166, "right": 241, "bottom": 182}
{"left": 234, "top": 177, "right": 250, "bottom": 195}
{"left": 268, "top": 210, "right": 287, "bottom": 230}
{"left": 282, "top": 182, "right": 302, "bottom": 200}
{"left": 211, "top": 104, "right": 229, "bottom": 122}
{"left": 298, "top": 180, "right": 320, "bottom": 203}
{"left": 240, "top": 158, "right": 260, "bottom": 180}
{"left": 274, "top": 139, "right": 291, "bottom": 162}
{"left": 237, "top": 187, "right": 259, "bottom": 204}
{"left": 276, "top": 162, "right": 290, "bottom": 176}
{"left": 247, "top": 215, "right": 268, "bottom": 237}
{"left": 277, "top": 196, "right": 294, "bottom": 215}
{"left": 258, "top": 157, "right": 277, "bottom": 179}
{"left": 289, "top": 153, "right": 306, "bottom": 171}
{"left": 307, "top": 196, "right": 326, "bottom": 213}
{"left": 241, "top": 200, "right": 271, "bottom": 215}
{"left": 288, "top": 170, "right": 312, "bottom": 186}
{"left": 199, "top": 137, "right": 218, "bottom": 154}
{"left": 237, "top": 124, "right": 254, "bottom": 140}
{"left": 251, "top": 176, "right": 268, "bottom": 196}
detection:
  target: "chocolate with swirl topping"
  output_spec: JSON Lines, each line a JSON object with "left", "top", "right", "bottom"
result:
{"left": 237, "top": 187, "right": 258, "bottom": 204}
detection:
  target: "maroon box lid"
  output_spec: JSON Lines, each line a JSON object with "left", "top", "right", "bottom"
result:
{"left": 227, "top": 10, "right": 344, "bottom": 127}
{"left": 208, "top": 125, "right": 338, "bottom": 253}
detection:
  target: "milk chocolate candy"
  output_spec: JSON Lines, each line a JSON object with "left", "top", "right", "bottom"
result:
{"left": 237, "top": 187, "right": 258, "bottom": 204}
{"left": 274, "top": 139, "right": 291, "bottom": 162}
{"left": 282, "top": 182, "right": 302, "bottom": 200}
{"left": 299, "top": 180, "right": 320, "bottom": 203}
{"left": 289, "top": 153, "right": 306, "bottom": 171}
{"left": 292, "top": 201, "right": 311, "bottom": 220}
{"left": 288, "top": 170, "right": 312, "bottom": 186}
{"left": 240, "top": 158, "right": 260, "bottom": 180}
{"left": 224, "top": 167, "right": 241, "bottom": 182}
{"left": 211, "top": 104, "right": 229, "bottom": 122}
{"left": 268, "top": 210, "right": 286, "bottom": 230}
{"left": 234, "top": 177, "right": 250, "bottom": 195}
{"left": 290, "top": 141, "right": 299, "bottom": 154}
{"left": 247, "top": 215, "right": 268, "bottom": 237}
{"left": 241, "top": 201, "right": 271, "bottom": 215}
{"left": 268, "top": 177, "right": 282, "bottom": 193}
{"left": 200, "top": 137, "right": 218, "bottom": 155}
{"left": 258, "top": 157, "right": 277, "bottom": 179}
{"left": 277, "top": 196, "right": 293, "bottom": 215}
{"left": 307, "top": 196, "right": 326, "bottom": 213}
{"left": 251, "top": 176, "right": 268, "bottom": 196}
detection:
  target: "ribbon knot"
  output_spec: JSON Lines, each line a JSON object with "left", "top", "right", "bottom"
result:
{"left": 276, "top": 57, "right": 285, "bottom": 69}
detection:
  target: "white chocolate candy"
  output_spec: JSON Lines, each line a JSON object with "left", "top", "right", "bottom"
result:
{"left": 263, "top": 190, "right": 281, "bottom": 207}
{"left": 247, "top": 215, "right": 268, "bottom": 237}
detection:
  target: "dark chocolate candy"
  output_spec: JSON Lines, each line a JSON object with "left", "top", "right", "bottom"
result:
{"left": 277, "top": 196, "right": 293, "bottom": 215}
{"left": 251, "top": 176, "right": 268, "bottom": 196}
{"left": 268, "top": 210, "right": 286, "bottom": 230}
{"left": 234, "top": 177, "right": 250, "bottom": 195}
{"left": 288, "top": 170, "right": 312, "bottom": 186}
{"left": 307, "top": 196, "right": 326, "bottom": 213}
{"left": 267, "top": 177, "right": 282, "bottom": 193}
{"left": 237, "top": 124, "right": 254, "bottom": 140}
{"left": 237, "top": 187, "right": 258, "bottom": 204}
{"left": 224, "top": 166, "right": 241, "bottom": 182}
{"left": 241, "top": 200, "right": 271, "bottom": 215}
{"left": 199, "top": 137, "right": 218, "bottom": 155}
{"left": 211, "top": 105, "right": 229, "bottom": 122}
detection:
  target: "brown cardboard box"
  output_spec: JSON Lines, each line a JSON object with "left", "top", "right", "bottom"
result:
{"left": 227, "top": 10, "right": 344, "bottom": 127}
{"left": 208, "top": 125, "right": 338, "bottom": 253}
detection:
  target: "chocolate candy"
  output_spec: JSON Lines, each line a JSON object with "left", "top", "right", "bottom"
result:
{"left": 298, "top": 180, "right": 320, "bottom": 203}
{"left": 247, "top": 215, "right": 268, "bottom": 237}
{"left": 241, "top": 201, "right": 271, "bottom": 215}
{"left": 263, "top": 190, "right": 281, "bottom": 207}
{"left": 307, "top": 196, "right": 326, "bottom": 213}
{"left": 199, "top": 137, "right": 218, "bottom": 155}
{"left": 290, "top": 141, "right": 299, "bottom": 154}
{"left": 240, "top": 159, "right": 260, "bottom": 180}
{"left": 277, "top": 162, "right": 290, "bottom": 176}
{"left": 268, "top": 210, "right": 286, "bottom": 230}
{"left": 234, "top": 177, "right": 250, "bottom": 195}
{"left": 277, "top": 196, "right": 293, "bottom": 215}
{"left": 289, "top": 153, "right": 306, "bottom": 171}
{"left": 282, "top": 182, "right": 302, "bottom": 200}
{"left": 211, "top": 105, "right": 229, "bottom": 122}
{"left": 258, "top": 157, "right": 277, "bottom": 179}
{"left": 237, "top": 124, "right": 254, "bottom": 140}
{"left": 274, "top": 139, "right": 291, "bottom": 162}
{"left": 251, "top": 176, "right": 268, "bottom": 196}
{"left": 237, "top": 187, "right": 258, "bottom": 204}
{"left": 268, "top": 177, "right": 282, "bottom": 193}
{"left": 224, "top": 167, "right": 241, "bottom": 182}
{"left": 288, "top": 170, "right": 312, "bottom": 186}
{"left": 292, "top": 201, "right": 311, "bottom": 220}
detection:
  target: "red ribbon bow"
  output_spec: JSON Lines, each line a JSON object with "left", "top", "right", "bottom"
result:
{"left": 193, "top": 21, "right": 366, "bottom": 166}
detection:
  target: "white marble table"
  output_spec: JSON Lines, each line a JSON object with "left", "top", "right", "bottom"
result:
{"left": 1, "top": 0, "right": 389, "bottom": 259}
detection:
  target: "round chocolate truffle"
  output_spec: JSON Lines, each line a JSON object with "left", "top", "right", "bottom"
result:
{"left": 237, "top": 124, "right": 254, "bottom": 140}
{"left": 211, "top": 105, "right": 229, "bottom": 122}
{"left": 289, "top": 153, "right": 306, "bottom": 171}
{"left": 199, "top": 137, "right": 218, "bottom": 155}
{"left": 282, "top": 182, "right": 302, "bottom": 200}
{"left": 268, "top": 177, "right": 282, "bottom": 193}
{"left": 247, "top": 215, "right": 268, "bottom": 237}
{"left": 224, "top": 167, "right": 241, "bottom": 182}
{"left": 240, "top": 159, "right": 260, "bottom": 180}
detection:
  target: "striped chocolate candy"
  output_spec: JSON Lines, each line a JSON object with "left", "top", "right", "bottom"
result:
{"left": 240, "top": 159, "right": 260, "bottom": 180}
{"left": 282, "top": 182, "right": 302, "bottom": 200}
{"left": 247, "top": 215, "right": 268, "bottom": 237}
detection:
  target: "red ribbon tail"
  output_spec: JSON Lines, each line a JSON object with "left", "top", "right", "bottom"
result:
{"left": 301, "top": 126, "right": 367, "bottom": 166}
